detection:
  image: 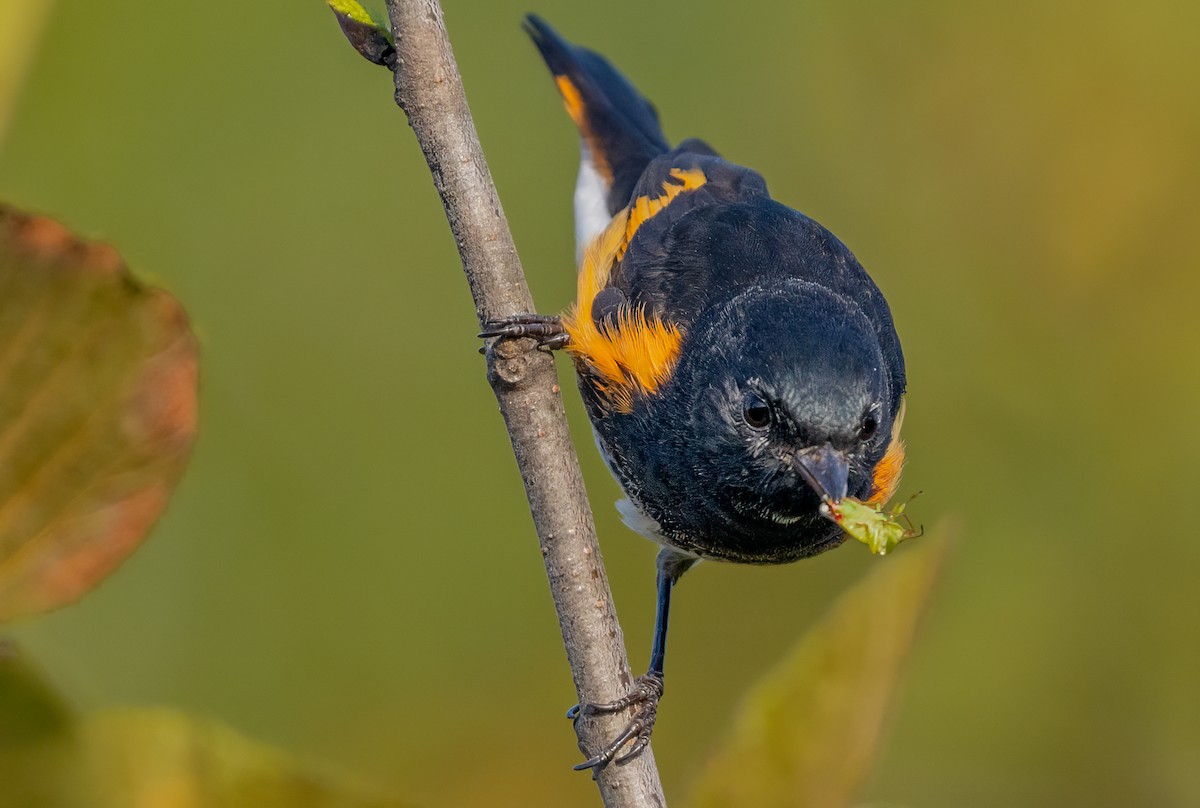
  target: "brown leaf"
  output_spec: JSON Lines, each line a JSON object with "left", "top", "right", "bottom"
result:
{"left": 0, "top": 205, "right": 198, "bottom": 622}
{"left": 686, "top": 526, "right": 956, "bottom": 808}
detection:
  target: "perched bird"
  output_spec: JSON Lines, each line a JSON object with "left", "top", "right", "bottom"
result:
{"left": 482, "top": 15, "right": 908, "bottom": 770}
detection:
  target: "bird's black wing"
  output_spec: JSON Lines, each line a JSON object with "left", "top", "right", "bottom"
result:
{"left": 613, "top": 148, "right": 906, "bottom": 411}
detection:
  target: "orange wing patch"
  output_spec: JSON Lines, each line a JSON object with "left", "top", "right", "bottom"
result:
{"left": 617, "top": 168, "right": 707, "bottom": 261}
{"left": 562, "top": 169, "right": 707, "bottom": 413}
{"left": 866, "top": 399, "right": 907, "bottom": 506}
{"left": 553, "top": 75, "right": 612, "bottom": 182}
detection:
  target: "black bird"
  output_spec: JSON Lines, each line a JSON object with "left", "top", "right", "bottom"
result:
{"left": 483, "top": 15, "right": 908, "bottom": 770}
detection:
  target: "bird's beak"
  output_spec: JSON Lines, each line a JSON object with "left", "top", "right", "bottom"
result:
{"left": 794, "top": 443, "right": 849, "bottom": 504}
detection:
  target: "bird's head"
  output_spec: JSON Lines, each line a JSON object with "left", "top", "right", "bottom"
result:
{"left": 649, "top": 280, "right": 896, "bottom": 534}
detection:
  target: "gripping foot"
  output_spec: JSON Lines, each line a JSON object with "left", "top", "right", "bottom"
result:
{"left": 567, "top": 671, "right": 664, "bottom": 771}
{"left": 479, "top": 314, "right": 569, "bottom": 351}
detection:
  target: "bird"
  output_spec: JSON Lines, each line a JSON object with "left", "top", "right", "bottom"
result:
{"left": 481, "top": 14, "right": 908, "bottom": 771}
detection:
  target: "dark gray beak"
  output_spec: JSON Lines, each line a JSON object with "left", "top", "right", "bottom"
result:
{"left": 794, "top": 443, "right": 849, "bottom": 504}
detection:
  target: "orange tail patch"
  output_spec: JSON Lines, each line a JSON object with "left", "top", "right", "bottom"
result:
{"left": 554, "top": 75, "right": 612, "bottom": 181}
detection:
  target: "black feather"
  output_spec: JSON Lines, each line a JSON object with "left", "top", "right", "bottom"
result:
{"left": 524, "top": 14, "right": 670, "bottom": 212}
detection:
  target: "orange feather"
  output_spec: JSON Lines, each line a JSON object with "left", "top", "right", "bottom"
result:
{"left": 866, "top": 399, "right": 907, "bottom": 506}
{"left": 563, "top": 169, "right": 707, "bottom": 412}
{"left": 553, "top": 75, "right": 613, "bottom": 181}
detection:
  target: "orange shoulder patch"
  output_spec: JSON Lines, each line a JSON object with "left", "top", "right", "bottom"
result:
{"left": 562, "top": 169, "right": 706, "bottom": 413}
{"left": 866, "top": 399, "right": 907, "bottom": 506}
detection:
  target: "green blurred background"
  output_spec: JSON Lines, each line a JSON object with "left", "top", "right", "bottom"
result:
{"left": 3, "top": 0, "right": 1199, "bottom": 805}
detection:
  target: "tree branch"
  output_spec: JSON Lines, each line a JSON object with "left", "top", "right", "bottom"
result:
{"left": 378, "top": 1, "right": 666, "bottom": 805}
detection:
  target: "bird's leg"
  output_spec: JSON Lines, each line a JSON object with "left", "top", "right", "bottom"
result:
{"left": 568, "top": 549, "right": 698, "bottom": 771}
{"left": 479, "top": 314, "right": 569, "bottom": 351}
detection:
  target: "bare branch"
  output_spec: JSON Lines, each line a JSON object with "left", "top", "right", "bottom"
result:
{"left": 378, "top": 1, "right": 666, "bottom": 804}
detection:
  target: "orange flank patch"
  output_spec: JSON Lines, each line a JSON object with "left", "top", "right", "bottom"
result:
{"left": 562, "top": 169, "right": 707, "bottom": 413}
{"left": 867, "top": 400, "right": 907, "bottom": 506}
{"left": 553, "top": 74, "right": 612, "bottom": 181}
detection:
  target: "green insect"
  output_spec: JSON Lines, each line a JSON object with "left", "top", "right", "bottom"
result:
{"left": 822, "top": 497, "right": 922, "bottom": 556}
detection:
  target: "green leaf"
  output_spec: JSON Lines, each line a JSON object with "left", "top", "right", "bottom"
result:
{"left": 327, "top": 0, "right": 395, "bottom": 66}
{"left": 0, "top": 638, "right": 73, "bottom": 748}
{"left": 825, "top": 496, "right": 922, "bottom": 556}
{"left": 686, "top": 526, "right": 956, "bottom": 808}
{"left": 0, "top": 640, "right": 83, "bottom": 808}
{"left": 0, "top": 642, "right": 412, "bottom": 808}
{"left": 0, "top": 206, "right": 199, "bottom": 622}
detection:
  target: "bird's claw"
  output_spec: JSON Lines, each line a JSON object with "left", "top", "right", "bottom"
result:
{"left": 479, "top": 314, "right": 569, "bottom": 351}
{"left": 568, "top": 671, "right": 664, "bottom": 771}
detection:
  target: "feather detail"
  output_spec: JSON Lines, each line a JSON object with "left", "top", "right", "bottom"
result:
{"left": 866, "top": 398, "right": 907, "bottom": 506}
{"left": 563, "top": 169, "right": 707, "bottom": 413}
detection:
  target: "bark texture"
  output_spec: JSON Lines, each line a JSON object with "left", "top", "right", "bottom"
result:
{"left": 380, "top": 2, "right": 667, "bottom": 804}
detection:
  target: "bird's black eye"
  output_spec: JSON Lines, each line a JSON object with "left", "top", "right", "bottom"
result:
{"left": 859, "top": 414, "right": 879, "bottom": 441}
{"left": 743, "top": 393, "right": 772, "bottom": 429}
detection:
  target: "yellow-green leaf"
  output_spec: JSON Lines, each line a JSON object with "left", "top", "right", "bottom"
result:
{"left": 326, "top": 0, "right": 378, "bottom": 27}
{"left": 0, "top": 206, "right": 198, "bottom": 622}
{"left": 70, "top": 711, "right": 409, "bottom": 808}
{"left": 0, "top": 643, "right": 411, "bottom": 808}
{"left": 686, "top": 526, "right": 955, "bottom": 808}
{"left": 327, "top": 0, "right": 395, "bottom": 66}
{"left": 825, "top": 496, "right": 922, "bottom": 556}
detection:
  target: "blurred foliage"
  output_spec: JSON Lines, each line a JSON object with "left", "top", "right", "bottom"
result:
{"left": 0, "top": 206, "right": 197, "bottom": 621}
{"left": 0, "top": 0, "right": 1197, "bottom": 806}
{"left": 0, "top": 642, "right": 408, "bottom": 808}
{"left": 688, "top": 529, "right": 952, "bottom": 808}
{"left": 0, "top": 0, "right": 56, "bottom": 149}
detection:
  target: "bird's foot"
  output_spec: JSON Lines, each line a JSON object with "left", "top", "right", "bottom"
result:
{"left": 479, "top": 314, "right": 569, "bottom": 351}
{"left": 567, "top": 671, "right": 663, "bottom": 771}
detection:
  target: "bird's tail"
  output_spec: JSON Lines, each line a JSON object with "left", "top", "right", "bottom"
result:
{"left": 524, "top": 15, "right": 671, "bottom": 252}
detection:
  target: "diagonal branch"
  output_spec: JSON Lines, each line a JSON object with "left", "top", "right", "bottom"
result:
{"left": 375, "top": 1, "right": 666, "bottom": 805}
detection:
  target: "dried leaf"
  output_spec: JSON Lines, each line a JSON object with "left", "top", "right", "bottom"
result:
{"left": 686, "top": 526, "right": 955, "bottom": 808}
{"left": 0, "top": 206, "right": 198, "bottom": 622}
